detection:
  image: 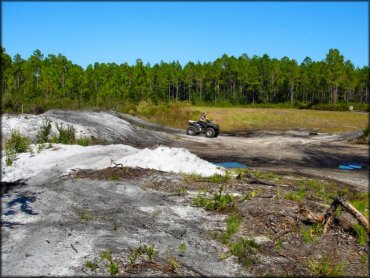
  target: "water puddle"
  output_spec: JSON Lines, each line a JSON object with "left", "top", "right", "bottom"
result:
{"left": 212, "top": 161, "right": 248, "bottom": 169}
{"left": 338, "top": 163, "right": 369, "bottom": 170}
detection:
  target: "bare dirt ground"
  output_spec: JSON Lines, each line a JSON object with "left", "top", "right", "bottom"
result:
{"left": 117, "top": 112, "right": 369, "bottom": 189}
{"left": 1, "top": 111, "right": 368, "bottom": 276}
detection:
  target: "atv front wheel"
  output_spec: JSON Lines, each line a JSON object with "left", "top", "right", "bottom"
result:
{"left": 186, "top": 126, "right": 197, "bottom": 136}
{"left": 205, "top": 127, "right": 216, "bottom": 138}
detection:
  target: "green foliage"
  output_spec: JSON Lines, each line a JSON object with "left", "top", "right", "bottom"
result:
{"left": 284, "top": 185, "right": 307, "bottom": 202}
{"left": 352, "top": 223, "right": 367, "bottom": 246}
{"left": 5, "top": 130, "right": 31, "bottom": 153}
{"left": 178, "top": 243, "right": 186, "bottom": 253}
{"left": 168, "top": 257, "right": 180, "bottom": 272}
{"left": 99, "top": 250, "right": 119, "bottom": 276}
{"left": 100, "top": 250, "right": 112, "bottom": 261}
{"left": 128, "top": 245, "right": 158, "bottom": 265}
{"left": 1, "top": 47, "right": 369, "bottom": 115}
{"left": 193, "top": 185, "right": 235, "bottom": 211}
{"left": 301, "top": 223, "right": 324, "bottom": 243}
{"left": 350, "top": 193, "right": 369, "bottom": 218}
{"left": 36, "top": 117, "right": 52, "bottom": 143}
{"left": 108, "top": 261, "right": 119, "bottom": 276}
{"left": 77, "top": 210, "right": 93, "bottom": 221}
{"left": 209, "top": 172, "right": 231, "bottom": 183}
{"left": 4, "top": 130, "right": 31, "bottom": 166}
{"left": 85, "top": 260, "right": 98, "bottom": 271}
{"left": 109, "top": 173, "right": 120, "bottom": 181}
{"left": 229, "top": 238, "right": 259, "bottom": 266}
{"left": 274, "top": 239, "right": 283, "bottom": 249}
{"left": 308, "top": 256, "right": 345, "bottom": 276}
{"left": 55, "top": 123, "right": 76, "bottom": 144}
{"left": 76, "top": 136, "right": 92, "bottom": 146}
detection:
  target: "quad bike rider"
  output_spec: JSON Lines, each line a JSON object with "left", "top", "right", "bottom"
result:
{"left": 186, "top": 112, "right": 220, "bottom": 138}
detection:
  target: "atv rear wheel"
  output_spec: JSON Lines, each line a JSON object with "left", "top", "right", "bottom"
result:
{"left": 186, "top": 126, "right": 197, "bottom": 136}
{"left": 205, "top": 127, "right": 216, "bottom": 138}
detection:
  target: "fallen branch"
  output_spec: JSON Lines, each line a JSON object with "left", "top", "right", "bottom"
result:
{"left": 323, "top": 197, "right": 369, "bottom": 235}
{"left": 299, "top": 204, "right": 325, "bottom": 224}
{"left": 298, "top": 197, "right": 369, "bottom": 235}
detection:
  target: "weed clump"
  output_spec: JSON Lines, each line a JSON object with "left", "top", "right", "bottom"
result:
{"left": 56, "top": 123, "right": 76, "bottom": 144}
{"left": 193, "top": 185, "right": 235, "bottom": 211}
{"left": 36, "top": 117, "right": 52, "bottom": 143}
{"left": 308, "top": 256, "right": 345, "bottom": 276}
{"left": 128, "top": 244, "right": 158, "bottom": 265}
{"left": 4, "top": 130, "right": 31, "bottom": 166}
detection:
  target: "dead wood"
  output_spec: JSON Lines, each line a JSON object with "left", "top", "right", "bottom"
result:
{"left": 298, "top": 204, "right": 325, "bottom": 224}
{"left": 335, "top": 197, "right": 369, "bottom": 234}
{"left": 298, "top": 198, "right": 369, "bottom": 235}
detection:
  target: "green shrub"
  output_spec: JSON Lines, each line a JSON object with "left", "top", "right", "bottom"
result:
{"left": 230, "top": 238, "right": 259, "bottom": 266}
{"left": 76, "top": 136, "right": 92, "bottom": 146}
{"left": 56, "top": 123, "right": 76, "bottom": 144}
{"left": 193, "top": 185, "right": 235, "bottom": 211}
{"left": 36, "top": 117, "right": 52, "bottom": 143}
{"left": 5, "top": 130, "right": 31, "bottom": 153}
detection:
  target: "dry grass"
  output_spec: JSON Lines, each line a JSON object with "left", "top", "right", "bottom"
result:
{"left": 190, "top": 107, "right": 368, "bottom": 133}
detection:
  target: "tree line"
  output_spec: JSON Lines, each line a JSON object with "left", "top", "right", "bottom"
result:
{"left": 1, "top": 47, "right": 368, "bottom": 112}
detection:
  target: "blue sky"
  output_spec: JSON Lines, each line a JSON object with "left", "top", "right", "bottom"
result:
{"left": 2, "top": 1, "right": 368, "bottom": 68}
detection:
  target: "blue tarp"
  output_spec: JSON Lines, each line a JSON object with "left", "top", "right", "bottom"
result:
{"left": 338, "top": 163, "right": 369, "bottom": 170}
{"left": 212, "top": 162, "right": 248, "bottom": 169}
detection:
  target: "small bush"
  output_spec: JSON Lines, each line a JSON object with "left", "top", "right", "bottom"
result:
{"left": 56, "top": 123, "right": 76, "bottom": 144}
{"left": 230, "top": 238, "right": 259, "bottom": 266}
{"left": 5, "top": 130, "right": 31, "bottom": 154}
{"left": 76, "top": 136, "right": 92, "bottom": 146}
{"left": 193, "top": 185, "right": 235, "bottom": 211}
{"left": 36, "top": 117, "right": 52, "bottom": 143}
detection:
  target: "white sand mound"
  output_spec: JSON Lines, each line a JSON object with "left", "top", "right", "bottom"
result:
{"left": 1, "top": 144, "right": 138, "bottom": 182}
{"left": 116, "top": 146, "right": 225, "bottom": 177}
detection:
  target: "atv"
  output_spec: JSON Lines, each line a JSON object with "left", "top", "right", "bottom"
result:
{"left": 186, "top": 119, "right": 220, "bottom": 138}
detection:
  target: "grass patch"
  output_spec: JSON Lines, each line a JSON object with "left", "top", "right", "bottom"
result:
{"left": 308, "top": 256, "right": 345, "bottom": 276}
{"left": 301, "top": 223, "right": 324, "bottom": 243}
{"left": 284, "top": 185, "right": 307, "bottom": 202}
{"left": 100, "top": 250, "right": 119, "bottom": 276}
{"left": 193, "top": 185, "right": 236, "bottom": 211}
{"left": 189, "top": 107, "right": 368, "bottom": 133}
{"left": 352, "top": 223, "right": 368, "bottom": 246}
{"left": 76, "top": 136, "right": 93, "bottom": 146}
{"left": 85, "top": 260, "right": 98, "bottom": 271}
{"left": 128, "top": 244, "right": 158, "bottom": 265}
{"left": 230, "top": 238, "right": 260, "bottom": 266}
{"left": 77, "top": 210, "right": 94, "bottom": 221}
